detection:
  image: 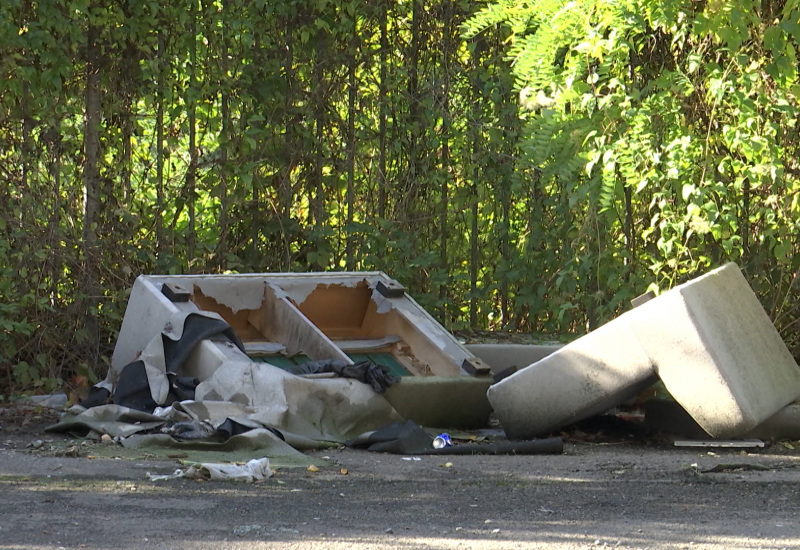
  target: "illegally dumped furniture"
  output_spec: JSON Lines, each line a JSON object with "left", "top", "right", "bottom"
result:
{"left": 103, "top": 272, "right": 493, "bottom": 437}
{"left": 625, "top": 262, "right": 800, "bottom": 437}
{"left": 465, "top": 343, "right": 564, "bottom": 376}
{"left": 488, "top": 263, "right": 800, "bottom": 439}
{"left": 487, "top": 318, "right": 657, "bottom": 439}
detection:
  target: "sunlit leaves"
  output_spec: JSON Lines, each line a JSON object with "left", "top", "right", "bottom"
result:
{"left": 465, "top": 0, "right": 800, "bottom": 342}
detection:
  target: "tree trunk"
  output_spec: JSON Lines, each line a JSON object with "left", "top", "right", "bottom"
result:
{"left": 345, "top": 31, "right": 357, "bottom": 270}
{"left": 281, "top": 14, "right": 295, "bottom": 221}
{"left": 470, "top": 147, "right": 480, "bottom": 329}
{"left": 82, "top": 12, "right": 102, "bottom": 365}
{"left": 47, "top": 120, "right": 62, "bottom": 242}
{"left": 20, "top": 0, "right": 33, "bottom": 192}
{"left": 378, "top": 0, "right": 388, "bottom": 221}
{"left": 216, "top": 15, "right": 230, "bottom": 271}
{"left": 275, "top": 12, "right": 295, "bottom": 269}
{"left": 121, "top": 93, "right": 132, "bottom": 202}
{"left": 401, "top": 0, "right": 422, "bottom": 228}
{"left": 623, "top": 175, "right": 634, "bottom": 282}
{"left": 187, "top": 1, "right": 197, "bottom": 261}
{"left": 439, "top": 0, "right": 455, "bottom": 312}
{"left": 156, "top": 29, "right": 166, "bottom": 255}
{"left": 311, "top": 32, "right": 326, "bottom": 232}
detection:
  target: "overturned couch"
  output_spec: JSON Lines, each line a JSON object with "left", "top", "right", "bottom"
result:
{"left": 487, "top": 262, "right": 800, "bottom": 440}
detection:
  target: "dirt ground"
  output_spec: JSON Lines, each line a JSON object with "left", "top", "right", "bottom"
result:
{"left": 2, "top": 404, "right": 800, "bottom": 550}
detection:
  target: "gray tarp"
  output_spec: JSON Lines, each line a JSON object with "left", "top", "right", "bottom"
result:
{"left": 48, "top": 310, "right": 403, "bottom": 465}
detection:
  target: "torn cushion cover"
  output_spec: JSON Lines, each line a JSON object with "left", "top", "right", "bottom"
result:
{"left": 81, "top": 312, "right": 244, "bottom": 412}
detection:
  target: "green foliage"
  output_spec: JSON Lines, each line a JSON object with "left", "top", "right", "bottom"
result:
{"left": 3, "top": 0, "right": 800, "bottom": 393}
{"left": 465, "top": 0, "right": 800, "bottom": 346}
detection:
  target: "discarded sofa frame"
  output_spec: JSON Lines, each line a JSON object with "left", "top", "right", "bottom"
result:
{"left": 112, "top": 272, "right": 495, "bottom": 429}
{"left": 487, "top": 262, "right": 800, "bottom": 440}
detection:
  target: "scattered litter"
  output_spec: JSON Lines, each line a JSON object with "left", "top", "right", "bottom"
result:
{"left": 674, "top": 439, "right": 765, "bottom": 448}
{"left": 701, "top": 463, "right": 773, "bottom": 473}
{"left": 307, "top": 464, "right": 319, "bottom": 472}
{"left": 162, "top": 420, "right": 216, "bottom": 440}
{"left": 680, "top": 463, "right": 700, "bottom": 475}
{"left": 14, "top": 393, "right": 69, "bottom": 410}
{"left": 433, "top": 433, "right": 453, "bottom": 448}
{"left": 233, "top": 524, "right": 264, "bottom": 536}
{"left": 147, "top": 457, "right": 273, "bottom": 482}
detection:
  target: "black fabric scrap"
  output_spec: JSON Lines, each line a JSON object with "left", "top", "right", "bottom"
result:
{"left": 112, "top": 361, "right": 157, "bottom": 412}
{"left": 346, "top": 420, "right": 434, "bottom": 454}
{"left": 164, "top": 417, "right": 286, "bottom": 443}
{"left": 164, "top": 419, "right": 216, "bottom": 440}
{"left": 416, "top": 437, "right": 564, "bottom": 456}
{"left": 288, "top": 359, "right": 400, "bottom": 393}
{"left": 81, "top": 313, "right": 245, "bottom": 411}
{"left": 168, "top": 374, "right": 200, "bottom": 402}
{"left": 160, "top": 314, "right": 245, "bottom": 372}
{"left": 215, "top": 418, "right": 285, "bottom": 441}
{"left": 79, "top": 386, "right": 111, "bottom": 408}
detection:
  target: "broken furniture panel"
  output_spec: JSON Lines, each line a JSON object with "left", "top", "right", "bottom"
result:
{"left": 465, "top": 343, "right": 563, "bottom": 377}
{"left": 272, "top": 276, "right": 486, "bottom": 376}
{"left": 245, "top": 282, "right": 351, "bottom": 363}
{"left": 382, "top": 376, "right": 493, "bottom": 430}
{"left": 626, "top": 262, "right": 800, "bottom": 438}
{"left": 487, "top": 318, "right": 657, "bottom": 439}
{"left": 111, "top": 272, "right": 492, "bottom": 430}
{"left": 487, "top": 262, "right": 800, "bottom": 441}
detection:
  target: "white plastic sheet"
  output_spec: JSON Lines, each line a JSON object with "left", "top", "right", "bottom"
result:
{"left": 147, "top": 457, "right": 273, "bottom": 483}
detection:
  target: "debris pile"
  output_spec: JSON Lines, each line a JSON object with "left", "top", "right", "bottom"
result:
{"left": 37, "top": 263, "right": 800, "bottom": 477}
{"left": 487, "top": 262, "right": 800, "bottom": 441}
{"left": 47, "top": 272, "right": 500, "bottom": 468}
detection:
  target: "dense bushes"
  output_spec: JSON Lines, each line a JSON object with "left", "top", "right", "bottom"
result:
{"left": 1, "top": 0, "right": 799, "bottom": 394}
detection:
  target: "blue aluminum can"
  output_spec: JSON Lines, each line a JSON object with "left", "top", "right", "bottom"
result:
{"left": 432, "top": 433, "right": 453, "bottom": 449}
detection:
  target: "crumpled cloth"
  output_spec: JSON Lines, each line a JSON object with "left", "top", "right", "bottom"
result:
{"left": 67, "top": 309, "right": 403, "bottom": 444}
{"left": 80, "top": 311, "right": 244, "bottom": 411}
{"left": 287, "top": 359, "right": 400, "bottom": 393}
